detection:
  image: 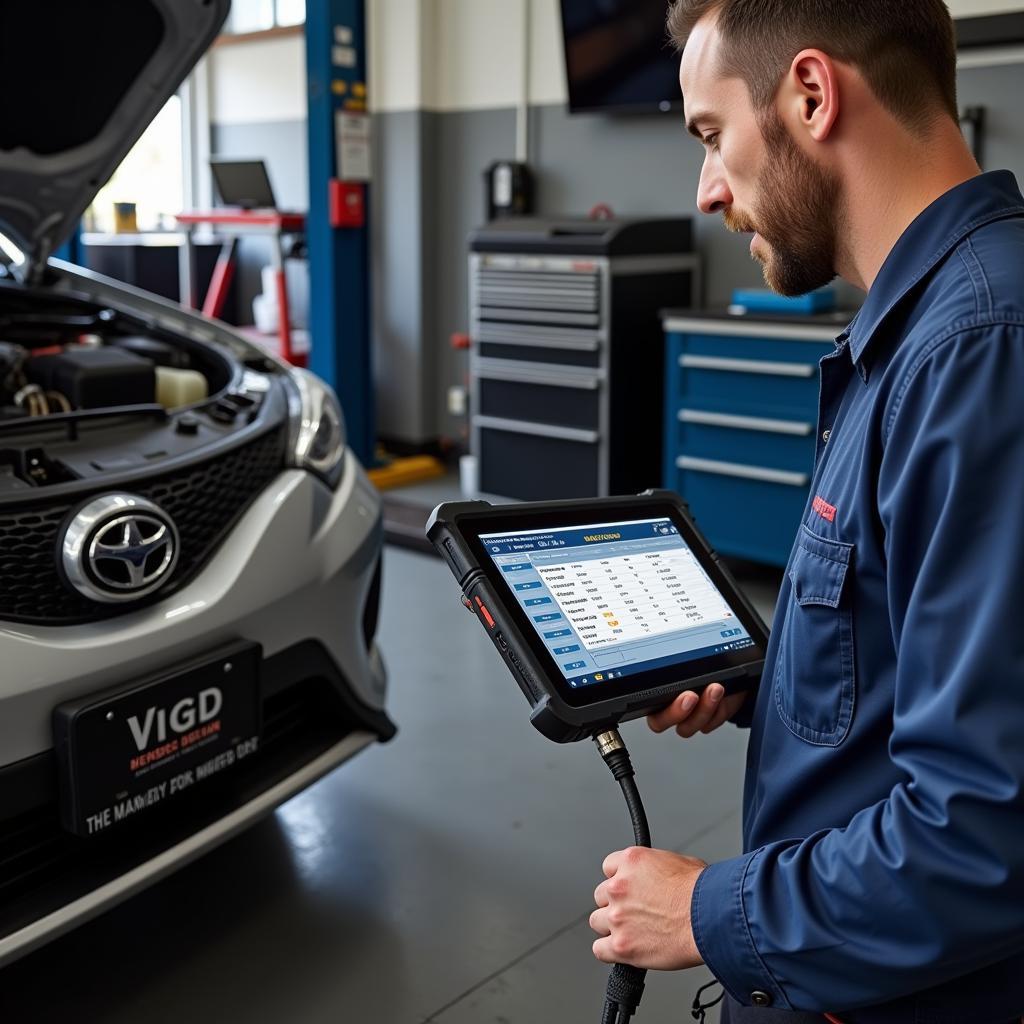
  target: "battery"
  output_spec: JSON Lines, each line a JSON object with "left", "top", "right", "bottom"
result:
{"left": 27, "top": 347, "right": 155, "bottom": 409}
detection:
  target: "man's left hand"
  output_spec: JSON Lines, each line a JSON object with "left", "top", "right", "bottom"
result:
{"left": 590, "top": 847, "right": 708, "bottom": 970}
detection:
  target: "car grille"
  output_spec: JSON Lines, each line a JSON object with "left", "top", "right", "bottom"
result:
{"left": 0, "top": 426, "right": 286, "bottom": 624}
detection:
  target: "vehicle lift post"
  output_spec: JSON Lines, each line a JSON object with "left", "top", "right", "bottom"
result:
{"left": 305, "top": 0, "right": 374, "bottom": 467}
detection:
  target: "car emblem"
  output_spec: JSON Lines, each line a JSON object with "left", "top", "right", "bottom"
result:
{"left": 61, "top": 494, "right": 180, "bottom": 603}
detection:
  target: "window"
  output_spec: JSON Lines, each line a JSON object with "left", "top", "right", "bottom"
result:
{"left": 276, "top": 0, "right": 306, "bottom": 27}
{"left": 87, "top": 95, "right": 185, "bottom": 234}
{"left": 223, "top": 0, "right": 305, "bottom": 34}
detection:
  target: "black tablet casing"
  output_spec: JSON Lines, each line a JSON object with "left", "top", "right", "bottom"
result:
{"left": 426, "top": 490, "right": 770, "bottom": 744}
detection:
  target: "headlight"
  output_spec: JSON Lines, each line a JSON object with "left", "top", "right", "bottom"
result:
{"left": 287, "top": 368, "right": 347, "bottom": 487}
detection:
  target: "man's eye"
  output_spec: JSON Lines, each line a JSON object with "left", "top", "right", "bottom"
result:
{"left": 704, "top": 133, "right": 720, "bottom": 151}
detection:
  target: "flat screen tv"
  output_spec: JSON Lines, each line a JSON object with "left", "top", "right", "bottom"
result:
{"left": 560, "top": 0, "right": 682, "bottom": 114}
{"left": 559, "top": 5, "right": 1024, "bottom": 116}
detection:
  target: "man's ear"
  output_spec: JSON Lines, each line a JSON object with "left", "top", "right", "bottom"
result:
{"left": 783, "top": 48, "right": 840, "bottom": 143}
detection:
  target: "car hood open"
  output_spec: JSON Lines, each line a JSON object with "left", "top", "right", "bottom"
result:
{"left": 0, "top": 0, "right": 230, "bottom": 284}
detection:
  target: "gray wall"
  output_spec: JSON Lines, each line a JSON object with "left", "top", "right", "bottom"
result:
{"left": 379, "top": 59, "right": 1024, "bottom": 447}
{"left": 372, "top": 110, "right": 438, "bottom": 446}
{"left": 959, "top": 62, "right": 1024, "bottom": 171}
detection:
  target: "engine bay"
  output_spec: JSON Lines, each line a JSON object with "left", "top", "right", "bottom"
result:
{"left": 0, "top": 287, "right": 285, "bottom": 495}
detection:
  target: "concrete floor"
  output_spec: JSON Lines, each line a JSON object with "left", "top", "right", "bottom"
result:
{"left": 0, "top": 519, "right": 779, "bottom": 1023}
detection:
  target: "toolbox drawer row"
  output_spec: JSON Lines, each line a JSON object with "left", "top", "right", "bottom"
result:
{"left": 662, "top": 319, "right": 838, "bottom": 567}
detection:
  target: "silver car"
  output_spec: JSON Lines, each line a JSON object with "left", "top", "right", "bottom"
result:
{"left": 0, "top": 0, "right": 392, "bottom": 967}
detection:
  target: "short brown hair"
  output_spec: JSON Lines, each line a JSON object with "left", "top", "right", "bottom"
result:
{"left": 667, "top": 0, "right": 959, "bottom": 134}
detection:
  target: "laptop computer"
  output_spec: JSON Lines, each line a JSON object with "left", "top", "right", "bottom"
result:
{"left": 210, "top": 157, "right": 277, "bottom": 210}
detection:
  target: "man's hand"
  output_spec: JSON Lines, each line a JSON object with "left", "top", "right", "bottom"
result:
{"left": 590, "top": 847, "right": 707, "bottom": 970}
{"left": 647, "top": 683, "right": 747, "bottom": 737}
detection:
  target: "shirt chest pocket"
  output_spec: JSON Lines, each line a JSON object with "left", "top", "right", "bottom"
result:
{"left": 774, "top": 526, "right": 856, "bottom": 746}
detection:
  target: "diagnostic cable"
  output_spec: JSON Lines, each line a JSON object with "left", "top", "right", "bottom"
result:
{"left": 594, "top": 728, "right": 651, "bottom": 1024}
{"left": 595, "top": 729, "right": 728, "bottom": 1024}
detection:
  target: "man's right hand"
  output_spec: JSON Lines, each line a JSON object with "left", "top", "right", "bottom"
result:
{"left": 646, "top": 683, "right": 748, "bottom": 738}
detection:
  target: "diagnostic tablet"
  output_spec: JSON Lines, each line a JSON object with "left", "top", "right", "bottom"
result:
{"left": 427, "top": 490, "right": 769, "bottom": 743}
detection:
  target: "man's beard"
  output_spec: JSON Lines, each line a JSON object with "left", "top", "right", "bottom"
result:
{"left": 725, "top": 111, "right": 841, "bottom": 296}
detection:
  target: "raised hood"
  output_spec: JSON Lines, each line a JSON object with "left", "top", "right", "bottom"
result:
{"left": 0, "top": 0, "right": 230, "bottom": 283}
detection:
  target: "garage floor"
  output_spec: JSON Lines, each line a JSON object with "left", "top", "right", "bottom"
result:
{"left": 0, "top": 484, "right": 779, "bottom": 1024}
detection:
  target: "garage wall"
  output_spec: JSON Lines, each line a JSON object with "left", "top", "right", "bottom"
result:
{"left": 365, "top": 0, "right": 436, "bottom": 445}
{"left": 371, "top": 1, "right": 602, "bottom": 447}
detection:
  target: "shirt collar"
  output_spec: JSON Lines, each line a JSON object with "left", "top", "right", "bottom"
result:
{"left": 848, "top": 170, "right": 1024, "bottom": 366}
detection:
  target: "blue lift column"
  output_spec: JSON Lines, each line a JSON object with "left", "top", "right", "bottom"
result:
{"left": 305, "top": 0, "right": 374, "bottom": 466}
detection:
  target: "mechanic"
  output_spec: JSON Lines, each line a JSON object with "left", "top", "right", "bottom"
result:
{"left": 588, "top": 2, "right": 1024, "bottom": 1022}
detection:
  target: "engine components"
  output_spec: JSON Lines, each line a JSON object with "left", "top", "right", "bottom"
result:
{"left": 27, "top": 347, "right": 156, "bottom": 410}
{"left": 155, "top": 366, "right": 209, "bottom": 409}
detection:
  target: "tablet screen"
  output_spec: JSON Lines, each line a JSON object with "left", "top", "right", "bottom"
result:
{"left": 480, "top": 517, "right": 756, "bottom": 690}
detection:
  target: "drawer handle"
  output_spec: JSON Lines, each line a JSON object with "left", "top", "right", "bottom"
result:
{"left": 475, "top": 415, "right": 600, "bottom": 444}
{"left": 679, "top": 354, "right": 817, "bottom": 378}
{"left": 476, "top": 335, "right": 601, "bottom": 353}
{"left": 480, "top": 297, "right": 598, "bottom": 313}
{"left": 663, "top": 317, "right": 840, "bottom": 342}
{"left": 477, "top": 307, "right": 601, "bottom": 327}
{"left": 475, "top": 367, "right": 601, "bottom": 391}
{"left": 678, "top": 409, "right": 814, "bottom": 436}
{"left": 476, "top": 323, "right": 603, "bottom": 345}
{"left": 676, "top": 455, "right": 809, "bottom": 487}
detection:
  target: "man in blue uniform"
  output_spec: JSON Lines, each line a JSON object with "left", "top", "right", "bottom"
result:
{"left": 588, "top": 2, "right": 1024, "bottom": 1021}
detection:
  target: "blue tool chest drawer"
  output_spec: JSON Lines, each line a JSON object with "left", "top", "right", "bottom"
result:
{"left": 662, "top": 314, "right": 842, "bottom": 567}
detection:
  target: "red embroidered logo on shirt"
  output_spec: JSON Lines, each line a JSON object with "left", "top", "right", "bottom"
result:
{"left": 813, "top": 496, "right": 837, "bottom": 522}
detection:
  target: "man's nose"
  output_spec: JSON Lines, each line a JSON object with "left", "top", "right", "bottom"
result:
{"left": 697, "top": 157, "right": 732, "bottom": 215}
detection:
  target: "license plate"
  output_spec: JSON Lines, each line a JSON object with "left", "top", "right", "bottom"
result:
{"left": 54, "top": 642, "right": 262, "bottom": 838}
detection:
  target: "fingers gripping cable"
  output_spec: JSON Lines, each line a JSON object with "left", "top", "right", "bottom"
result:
{"left": 591, "top": 726, "right": 847, "bottom": 1024}
{"left": 594, "top": 730, "right": 651, "bottom": 1024}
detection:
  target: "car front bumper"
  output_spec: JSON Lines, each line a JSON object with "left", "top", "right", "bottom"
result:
{"left": 0, "top": 452, "right": 394, "bottom": 966}
{"left": 0, "top": 731, "right": 378, "bottom": 968}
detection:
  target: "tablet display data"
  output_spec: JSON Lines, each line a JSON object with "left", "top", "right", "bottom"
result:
{"left": 480, "top": 518, "right": 755, "bottom": 689}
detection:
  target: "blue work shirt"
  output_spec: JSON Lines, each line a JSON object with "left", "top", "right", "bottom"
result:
{"left": 691, "top": 171, "right": 1024, "bottom": 1024}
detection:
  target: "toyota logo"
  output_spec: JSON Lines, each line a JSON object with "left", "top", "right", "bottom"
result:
{"left": 61, "top": 494, "right": 180, "bottom": 603}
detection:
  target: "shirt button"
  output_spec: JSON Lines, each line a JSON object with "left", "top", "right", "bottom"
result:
{"left": 822, "top": 429, "right": 831, "bottom": 443}
{"left": 751, "top": 991, "right": 773, "bottom": 1007}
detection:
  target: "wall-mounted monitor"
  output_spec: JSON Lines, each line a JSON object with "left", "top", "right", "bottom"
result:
{"left": 559, "top": 0, "right": 681, "bottom": 115}
{"left": 559, "top": 2, "right": 1024, "bottom": 117}
{"left": 956, "top": 11, "right": 1024, "bottom": 48}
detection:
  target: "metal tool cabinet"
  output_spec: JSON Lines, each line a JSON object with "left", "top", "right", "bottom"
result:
{"left": 469, "top": 219, "right": 700, "bottom": 501}
{"left": 661, "top": 312, "right": 849, "bottom": 566}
